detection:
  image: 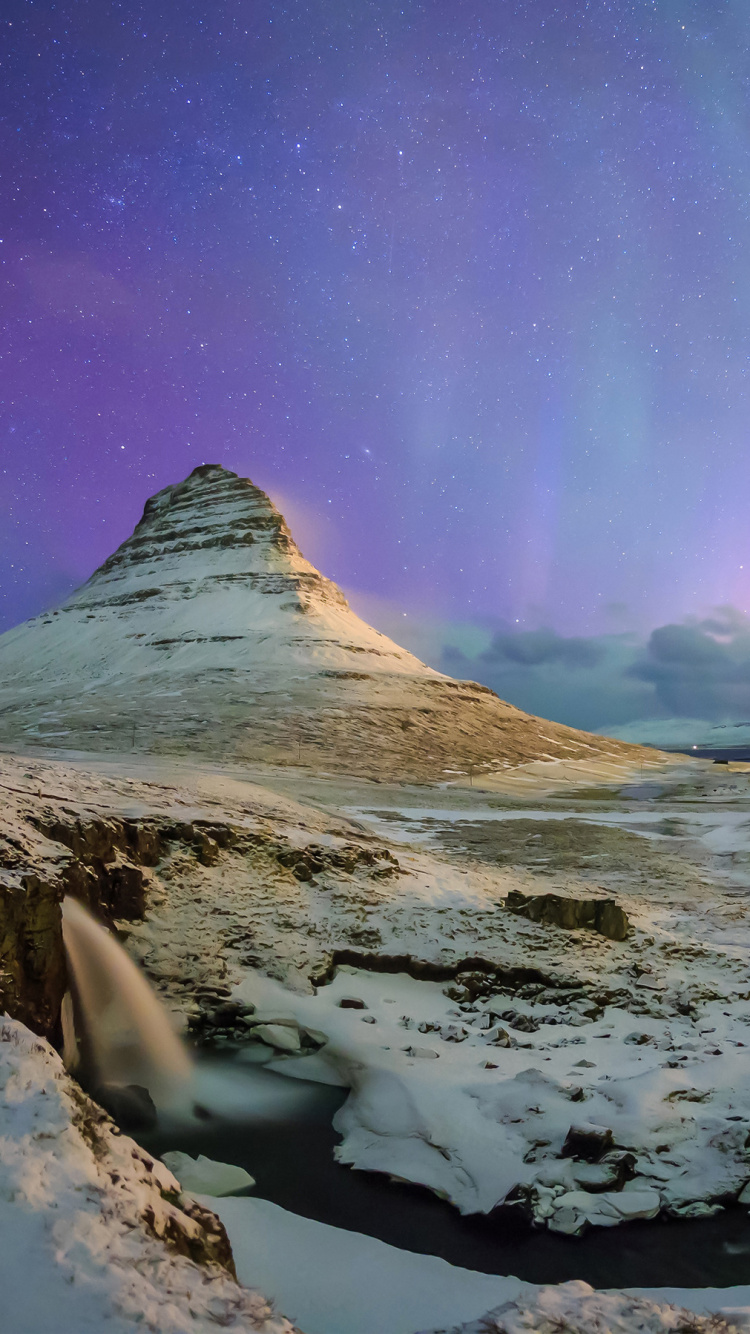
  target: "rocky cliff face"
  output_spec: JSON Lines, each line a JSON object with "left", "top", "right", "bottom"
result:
{"left": 0, "top": 465, "right": 645, "bottom": 779}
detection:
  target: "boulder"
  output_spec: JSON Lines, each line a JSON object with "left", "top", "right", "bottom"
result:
{"left": 561, "top": 1122, "right": 615, "bottom": 1162}
{"left": 92, "top": 1082, "right": 158, "bottom": 1132}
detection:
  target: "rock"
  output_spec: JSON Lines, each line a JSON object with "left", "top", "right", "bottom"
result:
{"left": 404, "top": 1046, "right": 439, "bottom": 1059}
{"left": 338, "top": 997, "right": 367, "bottom": 1009}
{"left": 506, "top": 889, "right": 629, "bottom": 941}
{"left": 608, "top": 1189, "right": 661, "bottom": 1220}
{"left": 253, "top": 1023, "right": 302, "bottom": 1053}
{"left": 300, "top": 1026, "right": 328, "bottom": 1048}
{"left": 549, "top": 1187, "right": 660, "bottom": 1235}
{"left": 195, "top": 833, "right": 220, "bottom": 866}
{"left": 0, "top": 869, "right": 66, "bottom": 1041}
{"left": 441, "top": 1024, "right": 468, "bottom": 1042}
{"left": 572, "top": 1152, "right": 635, "bottom": 1192}
{"left": 91, "top": 1082, "right": 158, "bottom": 1132}
{"left": 669, "top": 1200, "right": 725, "bottom": 1219}
{"left": 548, "top": 1206, "right": 585, "bottom": 1235}
{"left": 213, "top": 1000, "right": 253, "bottom": 1023}
{"left": 561, "top": 1122, "right": 615, "bottom": 1162}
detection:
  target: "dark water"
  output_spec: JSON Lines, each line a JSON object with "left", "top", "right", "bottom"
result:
{"left": 663, "top": 745, "right": 750, "bottom": 763}
{"left": 138, "top": 1058, "right": 750, "bottom": 1290}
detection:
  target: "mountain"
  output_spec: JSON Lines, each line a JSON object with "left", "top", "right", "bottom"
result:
{"left": 0, "top": 465, "right": 645, "bottom": 779}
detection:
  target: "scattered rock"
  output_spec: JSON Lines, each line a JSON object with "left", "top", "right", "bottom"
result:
{"left": 572, "top": 1153, "right": 636, "bottom": 1193}
{"left": 561, "top": 1122, "right": 615, "bottom": 1162}
{"left": 338, "top": 996, "right": 367, "bottom": 1009}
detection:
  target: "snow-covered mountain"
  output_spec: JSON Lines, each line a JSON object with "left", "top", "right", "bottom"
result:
{"left": 0, "top": 465, "right": 644, "bottom": 777}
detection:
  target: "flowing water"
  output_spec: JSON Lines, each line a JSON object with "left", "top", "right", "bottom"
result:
{"left": 61, "top": 899, "right": 750, "bottom": 1289}
{"left": 61, "top": 897, "right": 193, "bottom": 1108}
{"left": 141, "top": 1049, "right": 750, "bottom": 1291}
{"left": 60, "top": 896, "right": 340, "bottom": 1125}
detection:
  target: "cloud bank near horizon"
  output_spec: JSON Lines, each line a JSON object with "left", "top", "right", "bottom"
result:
{"left": 350, "top": 595, "right": 750, "bottom": 742}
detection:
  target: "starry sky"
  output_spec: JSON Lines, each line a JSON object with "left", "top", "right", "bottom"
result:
{"left": 3, "top": 1, "right": 750, "bottom": 729}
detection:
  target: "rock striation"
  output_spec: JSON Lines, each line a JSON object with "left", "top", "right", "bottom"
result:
{"left": 0, "top": 464, "right": 646, "bottom": 779}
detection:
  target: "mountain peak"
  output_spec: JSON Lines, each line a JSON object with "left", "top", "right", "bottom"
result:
{"left": 85, "top": 462, "right": 326, "bottom": 605}
{"left": 0, "top": 466, "right": 646, "bottom": 780}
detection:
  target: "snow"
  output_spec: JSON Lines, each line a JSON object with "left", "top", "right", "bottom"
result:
{"left": 0, "top": 1018, "right": 296, "bottom": 1334}
{"left": 7, "top": 740, "right": 750, "bottom": 1328}
{"left": 205, "top": 1195, "right": 526, "bottom": 1334}
{"left": 160, "top": 1151, "right": 256, "bottom": 1196}
{"left": 7, "top": 743, "right": 750, "bottom": 1232}
{"left": 417, "top": 1279, "right": 750, "bottom": 1334}
{"left": 231, "top": 963, "right": 750, "bottom": 1224}
{"left": 203, "top": 1196, "right": 750, "bottom": 1334}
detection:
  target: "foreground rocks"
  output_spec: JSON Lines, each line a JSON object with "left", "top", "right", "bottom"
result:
{"left": 418, "top": 1280, "right": 741, "bottom": 1334}
{"left": 0, "top": 1018, "right": 300, "bottom": 1333}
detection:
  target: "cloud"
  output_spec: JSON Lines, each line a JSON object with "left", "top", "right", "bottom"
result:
{"left": 442, "top": 631, "right": 651, "bottom": 732}
{"left": 628, "top": 607, "right": 750, "bottom": 718}
{"left": 479, "top": 627, "right": 603, "bottom": 669}
{"left": 342, "top": 595, "right": 750, "bottom": 740}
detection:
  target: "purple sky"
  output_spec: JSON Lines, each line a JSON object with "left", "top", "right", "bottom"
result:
{"left": 3, "top": 0, "right": 750, "bottom": 648}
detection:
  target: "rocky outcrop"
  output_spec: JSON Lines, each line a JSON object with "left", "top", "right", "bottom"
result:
{"left": 0, "top": 1018, "right": 298, "bottom": 1332}
{"left": 0, "top": 464, "right": 650, "bottom": 781}
{"left": 0, "top": 866, "right": 65, "bottom": 1040}
{"left": 505, "top": 889, "right": 630, "bottom": 941}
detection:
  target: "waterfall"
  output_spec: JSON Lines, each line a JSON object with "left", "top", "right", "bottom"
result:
{"left": 61, "top": 896, "right": 193, "bottom": 1110}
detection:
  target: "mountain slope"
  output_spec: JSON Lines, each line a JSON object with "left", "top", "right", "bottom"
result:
{"left": 0, "top": 465, "right": 646, "bottom": 778}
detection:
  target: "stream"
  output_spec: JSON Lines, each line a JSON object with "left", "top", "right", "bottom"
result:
{"left": 139, "top": 1053, "right": 750, "bottom": 1291}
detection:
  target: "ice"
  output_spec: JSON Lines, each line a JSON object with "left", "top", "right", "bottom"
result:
{"left": 160, "top": 1151, "right": 255, "bottom": 1196}
{"left": 206, "top": 1194, "right": 526, "bottom": 1334}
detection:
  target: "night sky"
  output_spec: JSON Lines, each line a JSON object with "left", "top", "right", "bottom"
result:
{"left": 3, "top": 1, "right": 750, "bottom": 728}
